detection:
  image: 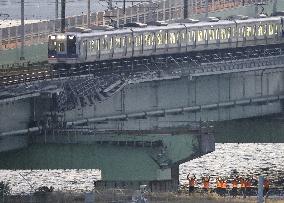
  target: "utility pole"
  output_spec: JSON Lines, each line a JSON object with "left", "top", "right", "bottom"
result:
{"left": 123, "top": 0, "right": 126, "bottom": 14}
{"left": 205, "top": 0, "right": 208, "bottom": 18}
{"left": 108, "top": 0, "right": 113, "bottom": 10}
{"left": 88, "top": 0, "right": 91, "bottom": 27}
{"left": 184, "top": 0, "right": 188, "bottom": 19}
{"left": 55, "top": 0, "right": 59, "bottom": 19}
{"left": 20, "top": 0, "right": 25, "bottom": 60}
{"left": 61, "top": 0, "right": 66, "bottom": 32}
{"left": 273, "top": 0, "right": 277, "bottom": 15}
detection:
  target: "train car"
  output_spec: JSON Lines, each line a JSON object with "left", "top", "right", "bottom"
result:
{"left": 48, "top": 16, "right": 284, "bottom": 65}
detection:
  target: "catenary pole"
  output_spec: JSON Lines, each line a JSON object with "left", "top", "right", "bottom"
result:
{"left": 88, "top": 0, "right": 91, "bottom": 27}
{"left": 20, "top": 0, "right": 25, "bottom": 60}
{"left": 56, "top": 0, "right": 59, "bottom": 19}
{"left": 184, "top": 0, "right": 188, "bottom": 19}
{"left": 61, "top": 0, "right": 66, "bottom": 32}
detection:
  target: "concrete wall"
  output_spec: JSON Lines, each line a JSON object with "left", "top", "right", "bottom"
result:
{"left": 0, "top": 98, "right": 33, "bottom": 132}
{"left": 0, "top": 98, "right": 32, "bottom": 152}
{"left": 0, "top": 132, "right": 203, "bottom": 181}
{"left": 63, "top": 70, "right": 284, "bottom": 130}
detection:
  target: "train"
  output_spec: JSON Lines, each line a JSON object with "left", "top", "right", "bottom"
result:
{"left": 48, "top": 16, "right": 284, "bottom": 65}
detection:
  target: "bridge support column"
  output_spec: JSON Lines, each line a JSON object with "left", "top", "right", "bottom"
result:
{"left": 0, "top": 129, "right": 215, "bottom": 191}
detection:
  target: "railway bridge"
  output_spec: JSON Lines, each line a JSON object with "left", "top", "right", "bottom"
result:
{"left": 0, "top": 44, "right": 284, "bottom": 191}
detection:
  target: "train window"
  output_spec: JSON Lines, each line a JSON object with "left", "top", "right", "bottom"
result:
{"left": 197, "top": 30, "right": 203, "bottom": 42}
{"left": 176, "top": 32, "right": 180, "bottom": 43}
{"left": 238, "top": 27, "right": 244, "bottom": 37}
{"left": 275, "top": 24, "right": 280, "bottom": 34}
{"left": 220, "top": 28, "right": 227, "bottom": 40}
{"left": 127, "top": 36, "right": 132, "bottom": 47}
{"left": 144, "top": 33, "right": 154, "bottom": 46}
{"left": 89, "top": 40, "right": 95, "bottom": 52}
{"left": 231, "top": 27, "right": 235, "bottom": 37}
{"left": 268, "top": 24, "right": 274, "bottom": 35}
{"left": 245, "top": 26, "right": 253, "bottom": 37}
{"left": 134, "top": 35, "right": 142, "bottom": 47}
{"left": 48, "top": 36, "right": 65, "bottom": 53}
{"left": 191, "top": 31, "right": 196, "bottom": 42}
{"left": 156, "top": 32, "right": 163, "bottom": 45}
{"left": 204, "top": 30, "right": 208, "bottom": 41}
{"left": 208, "top": 29, "right": 214, "bottom": 40}
{"left": 121, "top": 37, "right": 126, "bottom": 47}
{"left": 96, "top": 39, "right": 100, "bottom": 51}
{"left": 165, "top": 32, "right": 168, "bottom": 44}
{"left": 216, "top": 28, "right": 220, "bottom": 40}
{"left": 169, "top": 32, "right": 177, "bottom": 44}
{"left": 109, "top": 37, "right": 113, "bottom": 49}
{"left": 187, "top": 31, "right": 191, "bottom": 42}
{"left": 48, "top": 40, "right": 57, "bottom": 53}
{"left": 180, "top": 30, "right": 186, "bottom": 42}
{"left": 102, "top": 38, "right": 108, "bottom": 50}
{"left": 227, "top": 27, "right": 232, "bottom": 38}
{"left": 257, "top": 25, "right": 265, "bottom": 36}
{"left": 58, "top": 42, "right": 65, "bottom": 52}
{"left": 115, "top": 37, "right": 121, "bottom": 48}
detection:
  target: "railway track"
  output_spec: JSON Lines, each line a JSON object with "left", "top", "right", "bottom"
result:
{"left": 1, "top": 44, "right": 284, "bottom": 87}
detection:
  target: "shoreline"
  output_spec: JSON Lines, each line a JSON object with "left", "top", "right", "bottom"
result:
{"left": 2, "top": 190, "right": 284, "bottom": 203}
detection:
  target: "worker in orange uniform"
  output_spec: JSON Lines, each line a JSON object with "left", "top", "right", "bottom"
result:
{"left": 202, "top": 176, "right": 210, "bottom": 193}
{"left": 263, "top": 178, "right": 270, "bottom": 196}
{"left": 239, "top": 177, "right": 246, "bottom": 197}
{"left": 187, "top": 174, "right": 196, "bottom": 194}
{"left": 231, "top": 177, "right": 238, "bottom": 197}
{"left": 245, "top": 178, "right": 252, "bottom": 196}
{"left": 216, "top": 177, "right": 222, "bottom": 196}
{"left": 221, "top": 178, "right": 227, "bottom": 196}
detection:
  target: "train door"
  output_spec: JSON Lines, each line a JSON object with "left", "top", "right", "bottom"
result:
{"left": 219, "top": 25, "right": 234, "bottom": 48}
{"left": 255, "top": 21, "right": 268, "bottom": 45}
{"left": 133, "top": 31, "right": 143, "bottom": 57}
{"left": 155, "top": 29, "right": 167, "bottom": 55}
{"left": 143, "top": 31, "right": 155, "bottom": 56}
{"left": 125, "top": 33, "right": 133, "bottom": 58}
{"left": 67, "top": 35, "right": 77, "bottom": 58}
{"left": 236, "top": 24, "right": 246, "bottom": 48}
{"left": 243, "top": 22, "right": 256, "bottom": 46}
{"left": 189, "top": 27, "right": 197, "bottom": 49}
{"left": 113, "top": 34, "right": 126, "bottom": 59}
{"left": 207, "top": 25, "right": 218, "bottom": 49}
{"left": 167, "top": 28, "right": 180, "bottom": 54}
{"left": 180, "top": 28, "right": 187, "bottom": 52}
{"left": 186, "top": 27, "right": 195, "bottom": 51}
{"left": 100, "top": 35, "right": 112, "bottom": 60}
{"left": 95, "top": 38, "right": 100, "bottom": 60}
{"left": 81, "top": 40, "right": 88, "bottom": 61}
{"left": 282, "top": 17, "right": 284, "bottom": 37}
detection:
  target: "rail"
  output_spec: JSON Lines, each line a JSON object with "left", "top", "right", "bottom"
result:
{"left": 1, "top": 45, "right": 284, "bottom": 87}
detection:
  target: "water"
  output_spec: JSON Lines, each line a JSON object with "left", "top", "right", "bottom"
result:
{"left": 0, "top": 143, "right": 284, "bottom": 194}
{"left": 180, "top": 143, "right": 284, "bottom": 187}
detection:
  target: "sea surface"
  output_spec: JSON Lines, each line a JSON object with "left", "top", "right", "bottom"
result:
{"left": 0, "top": 143, "right": 284, "bottom": 194}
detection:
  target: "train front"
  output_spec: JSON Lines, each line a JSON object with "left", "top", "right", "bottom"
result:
{"left": 48, "top": 34, "right": 78, "bottom": 64}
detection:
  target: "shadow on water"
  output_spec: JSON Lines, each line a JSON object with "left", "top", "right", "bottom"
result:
{"left": 214, "top": 115, "right": 284, "bottom": 143}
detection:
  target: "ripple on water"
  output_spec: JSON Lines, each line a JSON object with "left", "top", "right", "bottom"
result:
{"left": 0, "top": 143, "right": 284, "bottom": 194}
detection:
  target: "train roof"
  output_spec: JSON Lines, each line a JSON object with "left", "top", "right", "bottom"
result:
{"left": 62, "top": 16, "right": 282, "bottom": 38}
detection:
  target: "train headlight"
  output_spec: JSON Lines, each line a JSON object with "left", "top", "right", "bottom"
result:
{"left": 68, "top": 36, "right": 75, "bottom": 40}
{"left": 50, "top": 35, "right": 56, "bottom": 40}
{"left": 57, "top": 35, "right": 66, "bottom": 40}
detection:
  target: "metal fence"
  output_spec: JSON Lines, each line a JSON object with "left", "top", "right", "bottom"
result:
{"left": 0, "top": 0, "right": 275, "bottom": 52}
